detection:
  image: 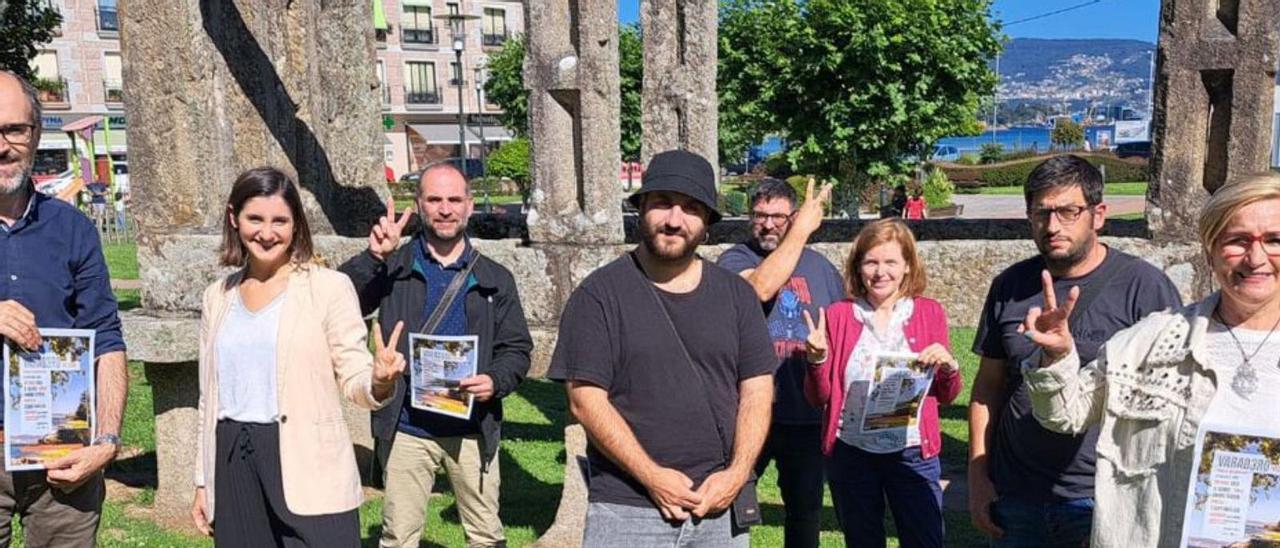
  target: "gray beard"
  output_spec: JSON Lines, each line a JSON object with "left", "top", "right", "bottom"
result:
{"left": 0, "top": 167, "right": 30, "bottom": 195}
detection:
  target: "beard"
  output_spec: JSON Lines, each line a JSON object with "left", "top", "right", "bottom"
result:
{"left": 0, "top": 150, "right": 32, "bottom": 195}
{"left": 641, "top": 219, "right": 704, "bottom": 262}
{"left": 424, "top": 217, "right": 468, "bottom": 243}
{"left": 1036, "top": 230, "right": 1096, "bottom": 272}
{"left": 754, "top": 230, "right": 783, "bottom": 253}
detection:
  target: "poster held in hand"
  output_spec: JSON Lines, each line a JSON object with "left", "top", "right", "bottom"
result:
{"left": 408, "top": 334, "right": 478, "bottom": 419}
{"left": 3, "top": 328, "right": 96, "bottom": 471}
{"left": 860, "top": 351, "right": 935, "bottom": 434}
{"left": 1181, "top": 426, "right": 1280, "bottom": 547}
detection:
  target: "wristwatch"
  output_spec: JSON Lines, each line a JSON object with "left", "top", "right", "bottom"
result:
{"left": 92, "top": 433, "right": 121, "bottom": 447}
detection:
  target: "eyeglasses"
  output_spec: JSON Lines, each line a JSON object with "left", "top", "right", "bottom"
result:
{"left": 1219, "top": 233, "right": 1280, "bottom": 258}
{"left": 0, "top": 124, "right": 36, "bottom": 147}
{"left": 750, "top": 211, "right": 793, "bottom": 225}
{"left": 1027, "top": 204, "right": 1093, "bottom": 225}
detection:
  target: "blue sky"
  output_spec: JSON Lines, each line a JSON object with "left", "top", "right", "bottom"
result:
{"left": 617, "top": 0, "right": 1160, "bottom": 44}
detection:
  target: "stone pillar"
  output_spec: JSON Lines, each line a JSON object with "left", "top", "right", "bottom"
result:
{"left": 639, "top": 0, "right": 718, "bottom": 169}
{"left": 1147, "top": 0, "right": 1280, "bottom": 242}
{"left": 119, "top": 0, "right": 389, "bottom": 519}
{"left": 524, "top": 0, "right": 624, "bottom": 246}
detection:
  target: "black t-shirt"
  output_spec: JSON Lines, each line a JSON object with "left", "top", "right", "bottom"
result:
{"left": 973, "top": 247, "right": 1182, "bottom": 502}
{"left": 717, "top": 243, "right": 845, "bottom": 425}
{"left": 547, "top": 253, "right": 777, "bottom": 507}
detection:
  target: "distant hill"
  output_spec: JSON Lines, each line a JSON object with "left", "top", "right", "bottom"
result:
{"left": 994, "top": 38, "right": 1155, "bottom": 122}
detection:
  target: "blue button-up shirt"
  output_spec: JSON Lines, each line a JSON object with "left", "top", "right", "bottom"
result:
{"left": 0, "top": 188, "right": 125, "bottom": 358}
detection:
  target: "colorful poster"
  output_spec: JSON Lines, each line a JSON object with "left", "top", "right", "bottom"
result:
{"left": 860, "top": 352, "right": 935, "bottom": 434}
{"left": 1182, "top": 428, "right": 1280, "bottom": 547}
{"left": 408, "top": 334, "right": 478, "bottom": 419}
{"left": 3, "top": 329, "right": 96, "bottom": 471}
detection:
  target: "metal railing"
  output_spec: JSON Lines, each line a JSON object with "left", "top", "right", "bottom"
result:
{"left": 401, "top": 26, "right": 437, "bottom": 45}
{"left": 104, "top": 80, "right": 124, "bottom": 104}
{"left": 481, "top": 32, "right": 508, "bottom": 47}
{"left": 448, "top": 77, "right": 466, "bottom": 87}
{"left": 405, "top": 90, "right": 441, "bottom": 105}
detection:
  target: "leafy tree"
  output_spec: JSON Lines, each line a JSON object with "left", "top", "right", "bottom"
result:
{"left": 1051, "top": 118, "right": 1085, "bottom": 149}
{"left": 719, "top": 0, "right": 1001, "bottom": 190}
{"left": 485, "top": 137, "right": 531, "bottom": 201}
{"left": 484, "top": 25, "right": 645, "bottom": 161}
{"left": 979, "top": 143, "right": 1005, "bottom": 165}
{"left": 0, "top": 1, "right": 62, "bottom": 81}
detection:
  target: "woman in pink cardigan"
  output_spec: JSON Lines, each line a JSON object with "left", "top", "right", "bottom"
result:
{"left": 803, "top": 219, "right": 963, "bottom": 548}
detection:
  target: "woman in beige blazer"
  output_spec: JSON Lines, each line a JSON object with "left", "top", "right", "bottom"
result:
{"left": 189, "top": 167, "right": 405, "bottom": 547}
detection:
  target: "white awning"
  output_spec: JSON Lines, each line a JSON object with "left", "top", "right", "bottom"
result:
{"left": 409, "top": 123, "right": 513, "bottom": 145}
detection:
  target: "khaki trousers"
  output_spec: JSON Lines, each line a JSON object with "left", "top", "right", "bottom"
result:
{"left": 0, "top": 470, "right": 104, "bottom": 548}
{"left": 379, "top": 432, "right": 504, "bottom": 548}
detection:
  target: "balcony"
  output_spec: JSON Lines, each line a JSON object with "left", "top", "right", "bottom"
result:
{"left": 34, "top": 77, "right": 69, "bottom": 109}
{"left": 401, "top": 27, "right": 437, "bottom": 46}
{"left": 97, "top": 6, "right": 119, "bottom": 35}
{"left": 481, "top": 32, "right": 508, "bottom": 47}
{"left": 104, "top": 80, "right": 124, "bottom": 105}
{"left": 405, "top": 89, "right": 441, "bottom": 106}
{"left": 449, "top": 78, "right": 466, "bottom": 87}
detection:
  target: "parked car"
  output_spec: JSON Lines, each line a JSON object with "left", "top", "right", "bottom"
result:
{"left": 1115, "top": 141, "right": 1152, "bottom": 159}
{"left": 34, "top": 169, "right": 75, "bottom": 197}
{"left": 931, "top": 144, "right": 962, "bottom": 162}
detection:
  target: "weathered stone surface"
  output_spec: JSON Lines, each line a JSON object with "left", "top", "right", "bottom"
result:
{"left": 530, "top": 424, "right": 588, "bottom": 548}
{"left": 120, "top": 0, "right": 388, "bottom": 238}
{"left": 1148, "top": 0, "right": 1280, "bottom": 242}
{"left": 121, "top": 311, "right": 200, "bottom": 364}
{"left": 640, "top": 0, "right": 718, "bottom": 169}
{"left": 524, "top": 0, "right": 625, "bottom": 245}
{"left": 145, "top": 361, "right": 198, "bottom": 522}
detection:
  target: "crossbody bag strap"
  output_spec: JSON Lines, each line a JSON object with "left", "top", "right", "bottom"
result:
{"left": 628, "top": 253, "right": 735, "bottom": 466}
{"left": 420, "top": 246, "right": 481, "bottom": 334}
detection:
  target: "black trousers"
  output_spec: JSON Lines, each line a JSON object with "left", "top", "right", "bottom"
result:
{"left": 213, "top": 420, "right": 360, "bottom": 548}
{"left": 753, "top": 423, "right": 825, "bottom": 548}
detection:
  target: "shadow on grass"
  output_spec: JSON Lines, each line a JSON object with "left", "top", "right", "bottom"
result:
{"left": 108, "top": 450, "right": 158, "bottom": 490}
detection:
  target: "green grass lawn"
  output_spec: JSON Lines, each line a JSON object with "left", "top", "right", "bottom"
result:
{"left": 103, "top": 242, "right": 139, "bottom": 280}
{"left": 96, "top": 328, "right": 991, "bottom": 547}
{"left": 977, "top": 181, "right": 1147, "bottom": 196}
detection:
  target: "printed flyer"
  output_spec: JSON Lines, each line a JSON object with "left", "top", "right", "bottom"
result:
{"left": 3, "top": 329, "right": 96, "bottom": 471}
{"left": 1182, "top": 427, "right": 1280, "bottom": 547}
{"left": 860, "top": 351, "right": 935, "bottom": 434}
{"left": 408, "top": 334, "right": 478, "bottom": 419}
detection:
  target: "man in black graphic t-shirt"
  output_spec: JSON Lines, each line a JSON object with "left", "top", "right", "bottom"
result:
{"left": 548, "top": 150, "right": 775, "bottom": 547}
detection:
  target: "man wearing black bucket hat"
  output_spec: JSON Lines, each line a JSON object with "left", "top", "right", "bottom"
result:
{"left": 548, "top": 150, "right": 775, "bottom": 546}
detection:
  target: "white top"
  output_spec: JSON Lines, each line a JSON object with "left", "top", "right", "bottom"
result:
{"left": 214, "top": 290, "right": 286, "bottom": 423}
{"left": 838, "top": 297, "right": 920, "bottom": 453}
{"left": 1200, "top": 321, "right": 1280, "bottom": 433}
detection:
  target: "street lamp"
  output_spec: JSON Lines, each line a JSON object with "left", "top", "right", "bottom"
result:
{"left": 474, "top": 65, "right": 486, "bottom": 165}
{"left": 435, "top": 11, "right": 480, "bottom": 173}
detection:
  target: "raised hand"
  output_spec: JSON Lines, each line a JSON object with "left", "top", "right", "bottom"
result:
{"left": 368, "top": 195, "right": 413, "bottom": 262}
{"left": 0, "top": 300, "right": 40, "bottom": 351}
{"left": 803, "top": 307, "right": 828, "bottom": 364}
{"left": 1019, "top": 270, "right": 1080, "bottom": 364}
{"left": 791, "top": 176, "right": 834, "bottom": 237}
{"left": 372, "top": 321, "right": 407, "bottom": 398}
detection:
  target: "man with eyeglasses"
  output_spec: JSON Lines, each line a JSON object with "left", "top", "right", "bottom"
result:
{"left": 967, "top": 155, "right": 1181, "bottom": 547}
{"left": 0, "top": 71, "right": 127, "bottom": 545}
{"left": 716, "top": 177, "right": 839, "bottom": 548}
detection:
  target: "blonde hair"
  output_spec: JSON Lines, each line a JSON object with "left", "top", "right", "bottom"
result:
{"left": 844, "top": 219, "right": 928, "bottom": 299}
{"left": 1197, "top": 172, "right": 1280, "bottom": 255}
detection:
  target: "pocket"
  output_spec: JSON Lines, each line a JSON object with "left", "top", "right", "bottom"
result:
{"left": 1096, "top": 392, "right": 1175, "bottom": 478}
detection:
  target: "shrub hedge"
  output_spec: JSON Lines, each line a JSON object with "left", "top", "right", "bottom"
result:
{"left": 938, "top": 153, "right": 1148, "bottom": 189}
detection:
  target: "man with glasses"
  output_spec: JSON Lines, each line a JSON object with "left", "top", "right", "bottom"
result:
{"left": 716, "top": 177, "right": 839, "bottom": 548}
{"left": 0, "top": 70, "right": 127, "bottom": 545}
{"left": 967, "top": 155, "right": 1180, "bottom": 547}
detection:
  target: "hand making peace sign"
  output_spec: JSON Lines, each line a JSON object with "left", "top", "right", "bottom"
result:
{"left": 803, "top": 307, "right": 828, "bottom": 364}
{"left": 368, "top": 195, "right": 413, "bottom": 262}
{"left": 1019, "top": 270, "right": 1081, "bottom": 364}
{"left": 372, "top": 321, "right": 407, "bottom": 396}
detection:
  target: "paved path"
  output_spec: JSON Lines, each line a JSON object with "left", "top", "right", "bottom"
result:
{"left": 953, "top": 194, "right": 1145, "bottom": 219}
{"left": 111, "top": 279, "right": 142, "bottom": 291}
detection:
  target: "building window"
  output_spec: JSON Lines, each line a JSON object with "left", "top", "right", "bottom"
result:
{"left": 104, "top": 52, "right": 124, "bottom": 105}
{"left": 446, "top": 2, "right": 462, "bottom": 36}
{"left": 400, "top": 3, "right": 435, "bottom": 45}
{"left": 30, "top": 51, "right": 68, "bottom": 107}
{"left": 482, "top": 8, "right": 507, "bottom": 47}
{"left": 97, "top": 0, "right": 119, "bottom": 34}
{"left": 377, "top": 61, "right": 389, "bottom": 106}
{"left": 405, "top": 62, "right": 439, "bottom": 105}
{"left": 450, "top": 61, "right": 464, "bottom": 87}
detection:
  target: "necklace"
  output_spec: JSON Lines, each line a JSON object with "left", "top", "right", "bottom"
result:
{"left": 1212, "top": 308, "right": 1280, "bottom": 397}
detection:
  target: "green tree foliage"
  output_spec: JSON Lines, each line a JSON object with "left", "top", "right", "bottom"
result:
{"left": 485, "top": 137, "right": 531, "bottom": 200}
{"left": 0, "top": 1, "right": 62, "bottom": 81}
{"left": 922, "top": 168, "right": 954, "bottom": 208}
{"left": 1052, "top": 118, "right": 1085, "bottom": 149}
{"left": 719, "top": 0, "right": 1001, "bottom": 189}
{"left": 979, "top": 143, "right": 1005, "bottom": 165}
{"left": 484, "top": 25, "right": 645, "bottom": 161}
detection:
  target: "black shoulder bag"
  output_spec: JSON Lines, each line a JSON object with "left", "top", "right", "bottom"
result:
{"left": 631, "top": 254, "right": 763, "bottom": 529}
